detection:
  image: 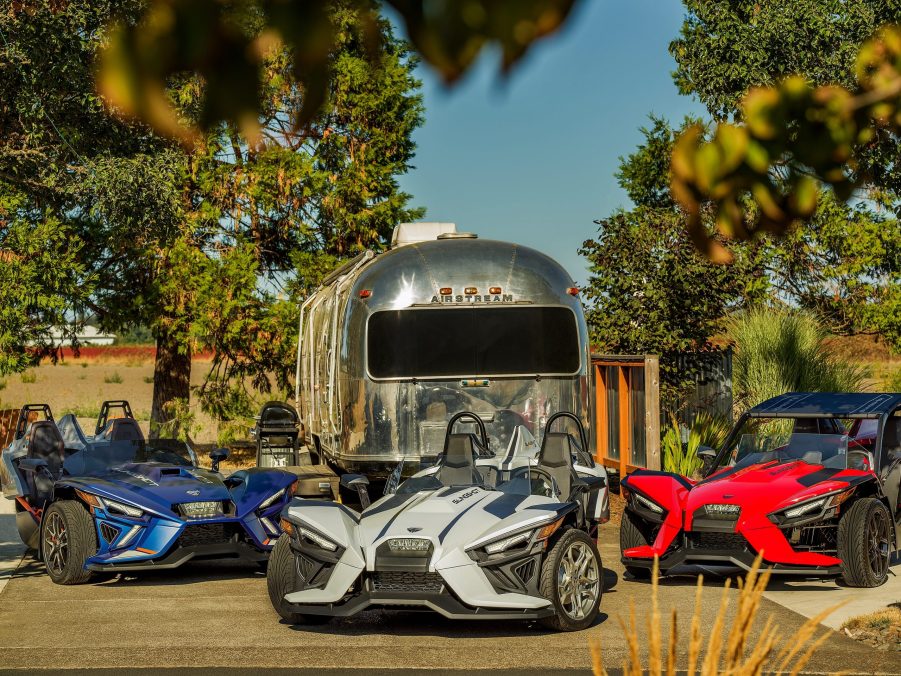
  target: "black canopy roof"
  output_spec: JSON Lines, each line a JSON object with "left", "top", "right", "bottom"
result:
{"left": 749, "top": 392, "right": 901, "bottom": 418}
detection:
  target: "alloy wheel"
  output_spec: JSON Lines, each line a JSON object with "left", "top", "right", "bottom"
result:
{"left": 556, "top": 540, "right": 600, "bottom": 620}
{"left": 867, "top": 508, "right": 890, "bottom": 580}
{"left": 43, "top": 511, "right": 69, "bottom": 575}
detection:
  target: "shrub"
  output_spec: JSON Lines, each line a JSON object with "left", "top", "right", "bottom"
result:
{"left": 887, "top": 366, "right": 901, "bottom": 392}
{"left": 661, "top": 411, "right": 732, "bottom": 477}
{"left": 0, "top": 379, "right": 6, "bottom": 391}
{"left": 104, "top": 371, "right": 123, "bottom": 384}
{"left": 20, "top": 371, "right": 36, "bottom": 384}
{"left": 64, "top": 404, "right": 101, "bottom": 419}
{"left": 590, "top": 555, "right": 839, "bottom": 674}
{"left": 80, "top": 363, "right": 88, "bottom": 369}
{"left": 728, "top": 308, "right": 866, "bottom": 410}
{"left": 143, "top": 376, "right": 154, "bottom": 384}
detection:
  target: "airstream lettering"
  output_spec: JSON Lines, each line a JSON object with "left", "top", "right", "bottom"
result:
{"left": 296, "top": 223, "right": 591, "bottom": 476}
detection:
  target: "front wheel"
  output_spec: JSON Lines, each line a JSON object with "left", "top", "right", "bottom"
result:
{"left": 266, "top": 535, "right": 330, "bottom": 625}
{"left": 620, "top": 510, "right": 652, "bottom": 580}
{"left": 837, "top": 498, "right": 892, "bottom": 588}
{"left": 539, "top": 529, "right": 603, "bottom": 631}
{"left": 41, "top": 500, "right": 95, "bottom": 585}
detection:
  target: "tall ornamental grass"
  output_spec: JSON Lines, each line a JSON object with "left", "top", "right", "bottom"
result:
{"left": 728, "top": 308, "right": 866, "bottom": 410}
{"left": 590, "top": 555, "right": 841, "bottom": 675}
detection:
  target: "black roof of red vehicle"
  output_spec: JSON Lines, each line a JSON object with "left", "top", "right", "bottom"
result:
{"left": 750, "top": 392, "right": 901, "bottom": 418}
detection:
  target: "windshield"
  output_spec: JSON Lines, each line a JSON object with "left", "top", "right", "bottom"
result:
{"left": 366, "top": 306, "right": 580, "bottom": 379}
{"left": 720, "top": 417, "right": 868, "bottom": 470}
{"left": 64, "top": 439, "right": 197, "bottom": 475}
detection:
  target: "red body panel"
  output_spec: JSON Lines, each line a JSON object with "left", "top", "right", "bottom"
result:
{"left": 622, "top": 461, "right": 872, "bottom": 568}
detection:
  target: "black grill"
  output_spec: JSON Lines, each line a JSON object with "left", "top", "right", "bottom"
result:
{"left": 177, "top": 523, "right": 234, "bottom": 548}
{"left": 372, "top": 571, "right": 444, "bottom": 593}
{"left": 687, "top": 532, "right": 747, "bottom": 551}
{"left": 513, "top": 559, "right": 537, "bottom": 585}
{"left": 100, "top": 523, "right": 120, "bottom": 544}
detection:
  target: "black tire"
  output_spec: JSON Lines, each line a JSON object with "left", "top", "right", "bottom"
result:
{"left": 620, "top": 510, "right": 651, "bottom": 580}
{"left": 267, "top": 535, "right": 331, "bottom": 625}
{"left": 538, "top": 529, "right": 603, "bottom": 631}
{"left": 41, "top": 500, "right": 95, "bottom": 585}
{"left": 837, "top": 497, "right": 892, "bottom": 588}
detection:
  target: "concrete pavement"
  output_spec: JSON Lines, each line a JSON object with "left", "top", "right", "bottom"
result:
{"left": 0, "top": 496, "right": 25, "bottom": 595}
{"left": 763, "top": 552, "right": 901, "bottom": 630}
{"left": 0, "top": 533, "right": 898, "bottom": 673}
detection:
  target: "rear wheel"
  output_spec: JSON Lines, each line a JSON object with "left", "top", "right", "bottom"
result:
{"left": 41, "top": 501, "right": 95, "bottom": 585}
{"left": 267, "top": 535, "right": 330, "bottom": 625}
{"left": 620, "top": 510, "right": 651, "bottom": 580}
{"left": 539, "top": 529, "right": 603, "bottom": 631}
{"left": 838, "top": 498, "right": 892, "bottom": 588}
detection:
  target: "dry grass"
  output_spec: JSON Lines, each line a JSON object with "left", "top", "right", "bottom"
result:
{"left": 840, "top": 606, "right": 901, "bottom": 650}
{"left": 590, "top": 555, "right": 843, "bottom": 675}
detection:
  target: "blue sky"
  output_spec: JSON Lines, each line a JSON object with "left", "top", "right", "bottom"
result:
{"left": 396, "top": 0, "right": 705, "bottom": 285}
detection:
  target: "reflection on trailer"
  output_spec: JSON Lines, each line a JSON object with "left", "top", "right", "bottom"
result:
{"left": 296, "top": 223, "right": 591, "bottom": 476}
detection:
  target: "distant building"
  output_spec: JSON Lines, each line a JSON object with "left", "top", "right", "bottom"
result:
{"left": 47, "top": 325, "right": 116, "bottom": 346}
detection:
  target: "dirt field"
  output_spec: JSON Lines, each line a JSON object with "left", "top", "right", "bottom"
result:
{"left": 0, "top": 352, "right": 224, "bottom": 444}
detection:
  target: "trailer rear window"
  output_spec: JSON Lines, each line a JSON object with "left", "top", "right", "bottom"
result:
{"left": 367, "top": 306, "right": 580, "bottom": 379}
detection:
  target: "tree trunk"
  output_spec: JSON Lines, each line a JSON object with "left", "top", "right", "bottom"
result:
{"left": 150, "top": 330, "right": 192, "bottom": 439}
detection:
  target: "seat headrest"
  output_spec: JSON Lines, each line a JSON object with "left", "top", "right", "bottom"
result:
{"left": 540, "top": 432, "right": 574, "bottom": 469}
{"left": 444, "top": 434, "right": 477, "bottom": 468}
{"left": 103, "top": 418, "right": 144, "bottom": 442}
{"left": 28, "top": 421, "right": 64, "bottom": 461}
{"left": 884, "top": 417, "right": 901, "bottom": 448}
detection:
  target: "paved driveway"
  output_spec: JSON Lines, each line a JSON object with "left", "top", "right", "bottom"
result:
{"left": 0, "top": 509, "right": 897, "bottom": 674}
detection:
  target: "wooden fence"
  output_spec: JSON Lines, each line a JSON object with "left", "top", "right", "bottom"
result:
{"left": 591, "top": 354, "right": 660, "bottom": 478}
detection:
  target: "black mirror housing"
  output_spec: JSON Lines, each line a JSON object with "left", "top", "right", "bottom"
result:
{"left": 209, "top": 447, "right": 229, "bottom": 472}
{"left": 340, "top": 473, "right": 371, "bottom": 509}
{"left": 696, "top": 445, "right": 717, "bottom": 459}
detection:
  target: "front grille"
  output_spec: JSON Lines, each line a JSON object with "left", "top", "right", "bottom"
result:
{"left": 372, "top": 571, "right": 444, "bottom": 593}
{"left": 177, "top": 523, "right": 235, "bottom": 548}
{"left": 687, "top": 532, "right": 748, "bottom": 551}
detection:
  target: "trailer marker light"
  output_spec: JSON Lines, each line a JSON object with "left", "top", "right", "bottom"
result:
{"left": 489, "top": 287, "right": 502, "bottom": 295}
{"left": 439, "top": 287, "right": 452, "bottom": 295}
{"left": 567, "top": 287, "right": 579, "bottom": 296}
{"left": 359, "top": 289, "right": 372, "bottom": 299}
{"left": 464, "top": 287, "right": 477, "bottom": 295}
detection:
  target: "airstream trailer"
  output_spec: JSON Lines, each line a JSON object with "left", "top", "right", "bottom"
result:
{"left": 296, "top": 223, "right": 592, "bottom": 476}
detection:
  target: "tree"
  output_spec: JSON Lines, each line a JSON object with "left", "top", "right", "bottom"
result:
{"left": 97, "top": 0, "right": 582, "bottom": 142}
{"left": 667, "top": 1, "right": 901, "bottom": 349}
{"left": 0, "top": 2, "right": 423, "bottom": 436}
{"left": 580, "top": 119, "right": 766, "bottom": 407}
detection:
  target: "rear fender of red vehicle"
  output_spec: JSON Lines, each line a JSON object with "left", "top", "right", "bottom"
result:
{"left": 620, "top": 470, "right": 693, "bottom": 558}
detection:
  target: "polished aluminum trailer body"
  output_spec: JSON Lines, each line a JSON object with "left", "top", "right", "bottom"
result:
{"left": 296, "top": 232, "right": 591, "bottom": 475}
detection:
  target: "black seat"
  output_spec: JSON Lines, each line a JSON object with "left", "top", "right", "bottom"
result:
{"left": 536, "top": 432, "right": 575, "bottom": 499}
{"left": 884, "top": 417, "right": 901, "bottom": 458}
{"left": 99, "top": 418, "right": 144, "bottom": 442}
{"left": 25, "top": 420, "right": 66, "bottom": 505}
{"left": 437, "top": 433, "right": 480, "bottom": 486}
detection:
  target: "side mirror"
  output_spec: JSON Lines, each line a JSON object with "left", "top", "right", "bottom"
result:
{"left": 209, "top": 447, "right": 230, "bottom": 473}
{"left": 340, "top": 473, "right": 371, "bottom": 509}
{"left": 696, "top": 445, "right": 717, "bottom": 474}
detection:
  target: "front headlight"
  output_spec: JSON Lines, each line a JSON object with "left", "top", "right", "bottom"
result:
{"left": 103, "top": 497, "right": 144, "bottom": 518}
{"left": 634, "top": 492, "right": 664, "bottom": 514}
{"left": 474, "top": 517, "right": 564, "bottom": 556}
{"left": 259, "top": 488, "right": 286, "bottom": 509}
{"left": 773, "top": 488, "right": 855, "bottom": 524}
{"left": 484, "top": 531, "right": 532, "bottom": 554}
{"left": 298, "top": 526, "right": 338, "bottom": 552}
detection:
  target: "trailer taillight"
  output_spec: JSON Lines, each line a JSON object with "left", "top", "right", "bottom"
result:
{"left": 489, "top": 287, "right": 502, "bottom": 295}
{"left": 359, "top": 289, "right": 372, "bottom": 299}
{"left": 567, "top": 287, "right": 579, "bottom": 296}
{"left": 464, "top": 287, "right": 477, "bottom": 295}
{"left": 439, "top": 287, "right": 452, "bottom": 295}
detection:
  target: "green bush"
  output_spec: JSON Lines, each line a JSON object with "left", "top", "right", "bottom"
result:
{"left": 887, "top": 366, "right": 901, "bottom": 392}
{"left": 20, "top": 371, "right": 36, "bottom": 384}
{"left": 143, "top": 375, "right": 154, "bottom": 384}
{"left": 728, "top": 308, "right": 866, "bottom": 410}
{"left": 661, "top": 410, "right": 732, "bottom": 477}
{"left": 0, "top": 379, "right": 6, "bottom": 391}
{"left": 104, "top": 371, "right": 123, "bottom": 384}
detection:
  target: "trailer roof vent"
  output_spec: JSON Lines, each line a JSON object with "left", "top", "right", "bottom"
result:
{"left": 437, "top": 232, "right": 478, "bottom": 240}
{"left": 391, "top": 222, "right": 457, "bottom": 248}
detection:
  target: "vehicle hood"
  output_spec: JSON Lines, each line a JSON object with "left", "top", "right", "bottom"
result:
{"left": 356, "top": 487, "right": 570, "bottom": 564}
{"left": 59, "top": 462, "right": 231, "bottom": 516}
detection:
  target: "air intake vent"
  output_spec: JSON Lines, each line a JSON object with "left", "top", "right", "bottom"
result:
{"left": 513, "top": 559, "right": 537, "bottom": 585}
{"left": 99, "top": 523, "right": 120, "bottom": 544}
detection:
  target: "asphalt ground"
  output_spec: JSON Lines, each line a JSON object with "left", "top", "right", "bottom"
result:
{"left": 0, "top": 506, "right": 898, "bottom": 675}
